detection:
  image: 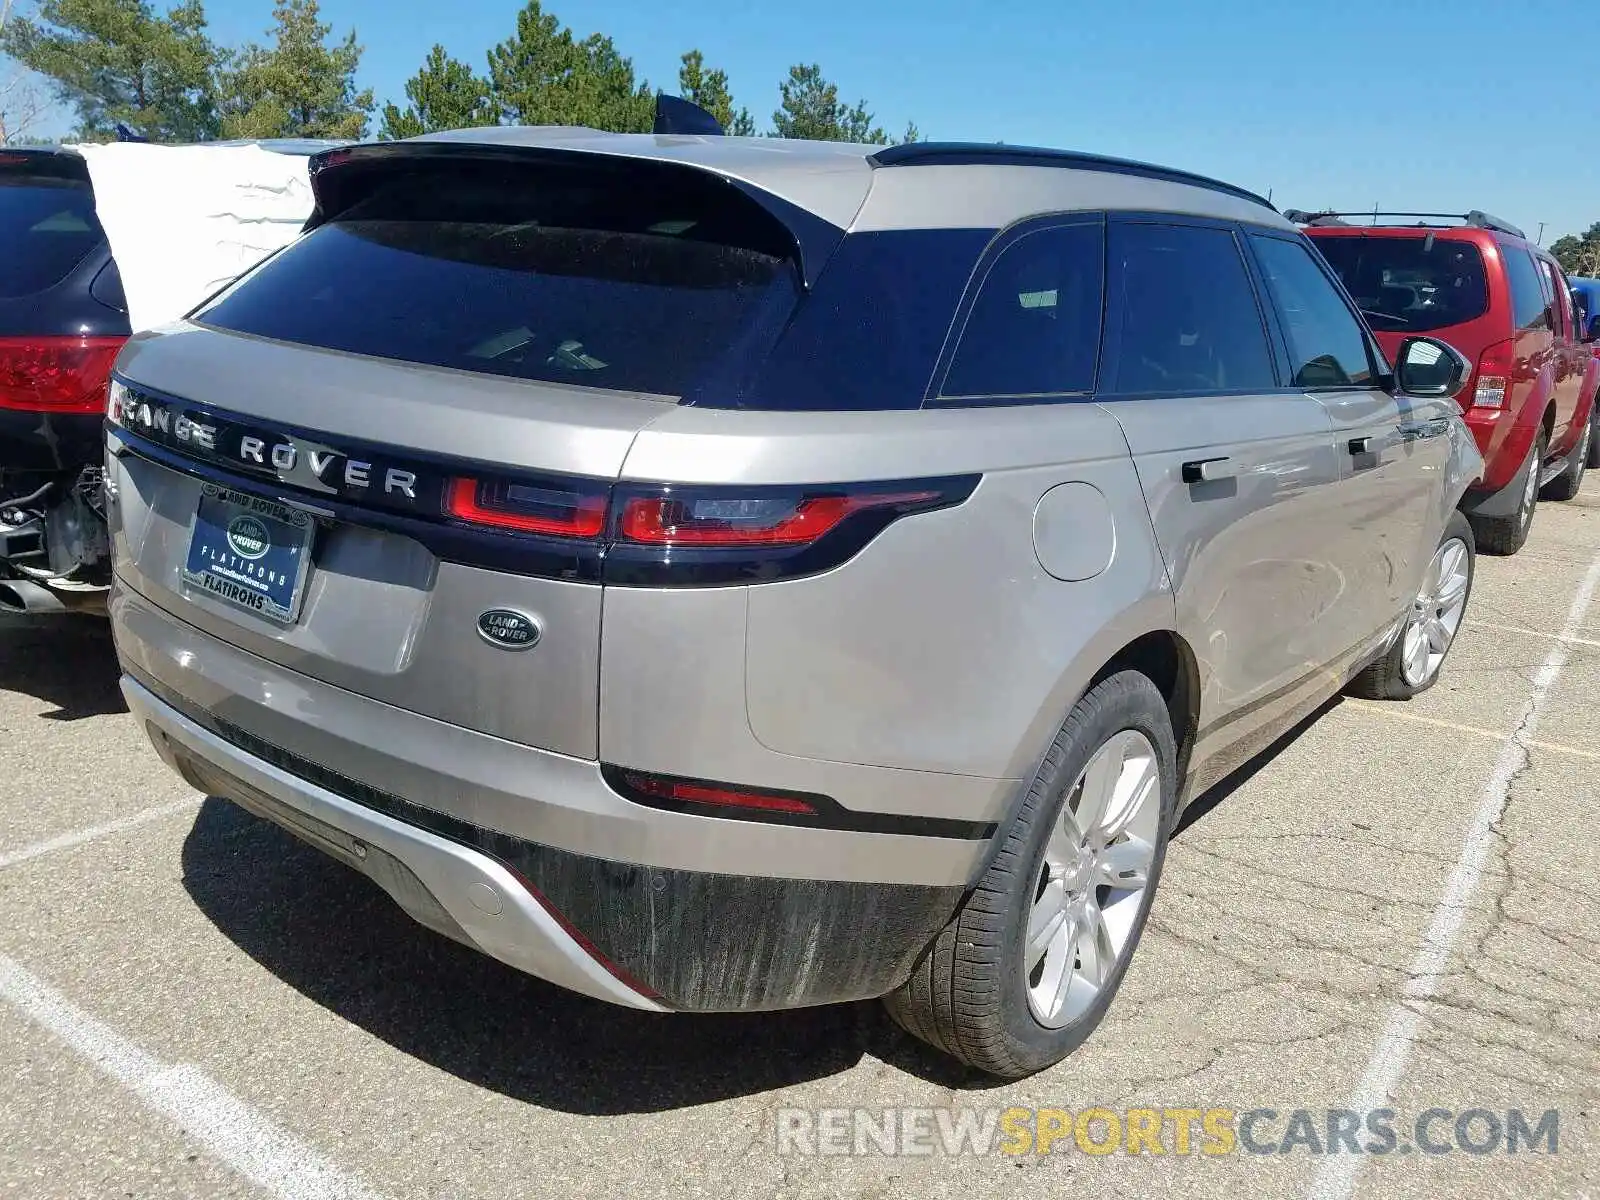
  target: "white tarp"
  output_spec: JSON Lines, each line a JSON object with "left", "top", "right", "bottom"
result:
{"left": 67, "top": 142, "right": 318, "bottom": 333}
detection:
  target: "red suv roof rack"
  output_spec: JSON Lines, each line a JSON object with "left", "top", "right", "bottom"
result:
{"left": 1283, "top": 209, "right": 1527, "bottom": 240}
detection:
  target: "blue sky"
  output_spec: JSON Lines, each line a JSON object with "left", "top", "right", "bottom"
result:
{"left": 21, "top": 0, "right": 1596, "bottom": 242}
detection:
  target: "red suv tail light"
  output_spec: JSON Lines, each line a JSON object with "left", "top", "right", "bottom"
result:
{"left": 0, "top": 336, "right": 127, "bottom": 414}
{"left": 1469, "top": 338, "right": 1514, "bottom": 409}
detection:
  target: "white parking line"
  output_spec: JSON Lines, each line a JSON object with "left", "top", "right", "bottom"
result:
{"left": 0, "top": 797, "right": 201, "bottom": 871}
{"left": 1307, "top": 549, "right": 1600, "bottom": 1200}
{"left": 0, "top": 953, "right": 385, "bottom": 1200}
{"left": 1339, "top": 700, "right": 1600, "bottom": 763}
{"left": 1465, "top": 617, "right": 1600, "bottom": 648}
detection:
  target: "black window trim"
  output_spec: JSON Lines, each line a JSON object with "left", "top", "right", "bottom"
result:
{"left": 924, "top": 211, "right": 1108, "bottom": 408}
{"left": 1245, "top": 230, "right": 1387, "bottom": 394}
{"left": 1094, "top": 211, "right": 1285, "bottom": 401}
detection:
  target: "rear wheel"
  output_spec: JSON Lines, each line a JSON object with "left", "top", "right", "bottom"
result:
{"left": 1470, "top": 430, "right": 1544, "bottom": 556}
{"left": 1347, "top": 510, "right": 1474, "bottom": 700}
{"left": 1541, "top": 418, "right": 1590, "bottom": 502}
{"left": 884, "top": 671, "right": 1176, "bottom": 1079}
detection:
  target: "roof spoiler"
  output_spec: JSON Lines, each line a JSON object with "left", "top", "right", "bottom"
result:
{"left": 303, "top": 137, "right": 845, "bottom": 286}
{"left": 653, "top": 94, "right": 724, "bottom": 137}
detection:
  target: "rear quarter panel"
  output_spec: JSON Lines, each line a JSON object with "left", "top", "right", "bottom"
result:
{"left": 609, "top": 402, "right": 1174, "bottom": 787}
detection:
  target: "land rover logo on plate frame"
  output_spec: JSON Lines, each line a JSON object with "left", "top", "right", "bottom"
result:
{"left": 477, "top": 608, "right": 540, "bottom": 650}
{"left": 226, "top": 514, "right": 272, "bottom": 561}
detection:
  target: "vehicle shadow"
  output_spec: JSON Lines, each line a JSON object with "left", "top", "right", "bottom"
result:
{"left": 0, "top": 612, "right": 125, "bottom": 720}
{"left": 179, "top": 798, "right": 957, "bottom": 1112}
{"left": 178, "top": 696, "right": 1346, "bottom": 1109}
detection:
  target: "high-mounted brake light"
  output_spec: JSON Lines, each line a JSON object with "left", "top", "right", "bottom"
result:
{"left": 446, "top": 476, "right": 607, "bottom": 538}
{"left": 1471, "top": 338, "right": 1514, "bottom": 409}
{"left": 0, "top": 336, "right": 127, "bottom": 415}
{"left": 618, "top": 489, "right": 940, "bottom": 547}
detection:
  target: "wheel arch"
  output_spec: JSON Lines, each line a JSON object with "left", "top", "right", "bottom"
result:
{"left": 982, "top": 602, "right": 1199, "bottom": 873}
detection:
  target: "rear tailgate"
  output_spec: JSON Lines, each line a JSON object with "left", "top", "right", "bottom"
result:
{"left": 107, "top": 139, "right": 829, "bottom": 758}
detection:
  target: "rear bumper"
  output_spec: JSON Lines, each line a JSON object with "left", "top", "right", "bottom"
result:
{"left": 129, "top": 674, "right": 963, "bottom": 1011}
{"left": 114, "top": 583, "right": 976, "bottom": 1010}
{"left": 1463, "top": 406, "right": 1529, "bottom": 494}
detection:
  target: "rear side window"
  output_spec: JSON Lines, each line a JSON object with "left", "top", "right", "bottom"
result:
{"left": 1103, "top": 222, "right": 1276, "bottom": 394}
{"left": 1249, "top": 235, "right": 1376, "bottom": 388}
{"left": 938, "top": 221, "right": 1104, "bottom": 399}
{"left": 0, "top": 178, "right": 104, "bottom": 299}
{"left": 1311, "top": 234, "right": 1489, "bottom": 333}
{"left": 1503, "top": 245, "right": 1550, "bottom": 331}
{"left": 743, "top": 228, "right": 993, "bottom": 411}
{"left": 198, "top": 164, "right": 803, "bottom": 398}
{"left": 1537, "top": 259, "right": 1574, "bottom": 337}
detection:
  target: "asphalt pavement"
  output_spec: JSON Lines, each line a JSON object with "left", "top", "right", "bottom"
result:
{"left": 2, "top": 480, "right": 1598, "bottom": 1200}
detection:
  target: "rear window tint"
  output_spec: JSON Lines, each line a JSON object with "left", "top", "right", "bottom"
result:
{"left": 939, "top": 221, "right": 1105, "bottom": 399}
{"left": 0, "top": 179, "right": 104, "bottom": 299}
{"left": 1502, "top": 245, "right": 1550, "bottom": 331}
{"left": 197, "top": 166, "right": 802, "bottom": 398}
{"left": 1312, "top": 234, "right": 1489, "bottom": 334}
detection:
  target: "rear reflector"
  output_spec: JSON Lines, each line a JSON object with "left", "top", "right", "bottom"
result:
{"left": 610, "top": 767, "right": 821, "bottom": 816}
{"left": 0, "top": 336, "right": 127, "bottom": 414}
{"left": 446, "top": 476, "right": 607, "bottom": 537}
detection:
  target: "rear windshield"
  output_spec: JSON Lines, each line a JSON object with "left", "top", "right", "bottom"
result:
{"left": 197, "top": 163, "right": 802, "bottom": 398}
{"left": 1311, "top": 234, "right": 1489, "bottom": 333}
{"left": 0, "top": 177, "right": 104, "bottom": 299}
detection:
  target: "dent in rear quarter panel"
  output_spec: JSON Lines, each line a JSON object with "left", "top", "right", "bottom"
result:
{"left": 712, "top": 403, "right": 1172, "bottom": 781}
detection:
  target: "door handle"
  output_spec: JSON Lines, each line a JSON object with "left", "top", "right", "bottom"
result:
{"left": 1348, "top": 435, "right": 1381, "bottom": 455}
{"left": 1181, "top": 457, "right": 1236, "bottom": 483}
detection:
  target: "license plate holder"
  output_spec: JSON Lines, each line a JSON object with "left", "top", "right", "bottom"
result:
{"left": 182, "top": 484, "right": 316, "bottom": 624}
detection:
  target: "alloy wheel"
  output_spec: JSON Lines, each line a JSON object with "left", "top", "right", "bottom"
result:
{"left": 1024, "top": 729, "right": 1160, "bottom": 1028}
{"left": 1400, "top": 537, "right": 1470, "bottom": 687}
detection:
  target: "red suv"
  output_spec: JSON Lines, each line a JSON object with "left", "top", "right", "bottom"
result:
{"left": 1297, "top": 210, "right": 1598, "bottom": 554}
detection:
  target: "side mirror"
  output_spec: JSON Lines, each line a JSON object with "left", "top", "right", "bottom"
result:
{"left": 1394, "top": 335, "right": 1470, "bottom": 398}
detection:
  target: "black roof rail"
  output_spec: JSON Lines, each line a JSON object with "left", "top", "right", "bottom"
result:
{"left": 868, "top": 142, "right": 1275, "bottom": 210}
{"left": 1282, "top": 209, "right": 1528, "bottom": 240}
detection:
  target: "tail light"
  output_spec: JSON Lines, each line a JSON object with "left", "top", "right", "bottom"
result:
{"left": 445, "top": 476, "right": 607, "bottom": 537}
{"left": 1470, "top": 338, "right": 1514, "bottom": 409}
{"left": 440, "top": 473, "right": 980, "bottom": 586}
{"left": 0, "top": 336, "right": 127, "bottom": 414}
{"left": 617, "top": 488, "right": 941, "bottom": 547}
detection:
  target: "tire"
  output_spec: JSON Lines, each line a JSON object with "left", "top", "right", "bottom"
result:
{"left": 1541, "top": 416, "right": 1590, "bottom": 502}
{"left": 1347, "top": 510, "right": 1475, "bottom": 701}
{"left": 1470, "top": 430, "right": 1545, "bottom": 556}
{"left": 883, "top": 670, "right": 1177, "bottom": 1079}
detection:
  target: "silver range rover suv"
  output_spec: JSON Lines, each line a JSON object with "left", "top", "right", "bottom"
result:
{"left": 106, "top": 129, "right": 1483, "bottom": 1078}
